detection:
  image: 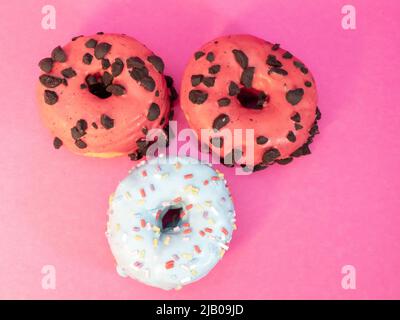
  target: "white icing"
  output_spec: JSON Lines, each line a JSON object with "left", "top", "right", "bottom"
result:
{"left": 106, "top": 156, "right": 235, "bottom": 290}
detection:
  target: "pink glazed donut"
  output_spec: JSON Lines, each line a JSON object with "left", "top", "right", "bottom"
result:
{"left": 180, "top": 34, "right": 320, "bottom": 171}
{"left": 37, "top": 33, "right": 177, "bottom": 159}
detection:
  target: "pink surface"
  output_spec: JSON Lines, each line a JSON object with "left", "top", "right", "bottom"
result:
{"left": 0, "top": 0, "right": 399, "bottom": 299}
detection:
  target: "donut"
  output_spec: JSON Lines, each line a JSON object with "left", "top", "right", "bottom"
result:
{"left": 37, "top": 33, "right": 177, "bottom": 159}
{"left": 106, "top": 156, "right": 236, "bottom": 290}
{"left": 180, "top": 34, "right": 320, "bottom": 171}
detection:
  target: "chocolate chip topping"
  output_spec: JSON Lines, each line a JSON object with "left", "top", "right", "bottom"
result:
{"left": 71, "top": 35, "right": 83, "bottom": 41}
{"left": 97, "top": 31, "right": 104, "bottom": 35}
{"left": 111, "top": 58, "right": 124, "bottom": 77}
{"left": 212, "top": 114, "right": 230, "bottom": 131}
{"left": 210, "top": 137, "right": 223, "bottom": 148}
{"left": 51, "top": 46, "right": 67, "bottom": 62}
{"left": 100, "top": 114, "right": 114, "bottom": 129}
{"left": 282, "top": 51, "right": 293, "bottom": 59}
{"left": 286, "top": 88, "right": 304, "bottom": 105}
{"left": 80, "top": 83, "right": 87, "bottom": 89}
{"left": 218, "top": 97, "right": 231, "bottom": 107}
{"left": 269, "top": 67, "right": 288, "bottom": 76}
{"left": 232, "top": 49, "right": 248, "bottom": 69}
{"left": 271, "top": 43, "right": 280, "bottom": 51}
{"left": 189, "top": 90, "right": 208, "bottom": 104}
{"left": 228, "top": 81, "right": 240, "bottom": 96}
{"left": 61, "top": 67, "right": 77, "bottom": 79}
{"left": 266, "top": 55, "right": 283, "bottom": 68}
{"left": 102, "top": 72, "right": 113, "bottom": 86}
{"left": 287, "top": 131, "right": 296, "bottom": 142}
{"left": 92, "top": 122, "right": 98, "bottom": 129}
{"left": 94, "top": 42, "right": 112, "bottom": 59}
{"left": 71, "top": 119, "right": 87, "bottom": 140}
{"left": 129, "top": 66, "right": 149, "bottom": 81}
{"left": 44, "top": 90, "right": 58, "bottom": 105}
{"left": 39, "top": 58, "right": 53, "bottom": 73}
{"left": 290, "top": 112, "right": 301, "bottom": 122}
{"left": 126, "top": 56, "right": 145, "bottom": 68}
{"left": 85, "top": 39, "right": 98, "bottom": 48}
{"left": 102, "top": 58, "right": 111, "bottom": 69}
{"left": 165, "top": 75, "right": 173, "bottom": 88}
{"left": 206, "top": 52, "right": 215, "bottom": 62}
{"left": 76, "top": 119, "right": 88, "bottom": 132}
{"left": 256, "top": 136, "right": 268, "bottom": 145}
{"left": 140, "top": 76, "right": 156, "bottom": 92}
{"left": 75, "top": 139, "right": 87, "bottom": 149}
{"left": 294, "top": 61, "right": 308, "bottom": 74}
{"left": 262, "top": 148, "right": 281, "bottom": 163}
{"left": 191, "top": 74, "right": 204, "bottom": 87}
{"left": 106, "top": 84, "right": 126, "bottom": 96}
{"left": 82, "top": 53, "right": 93, "bottom": 65}
{"left": 316, "top": 107, "right": 322, "bottom": 120}
{"left": 291, "top": 144, "right": 311, "bottom": 157}
{"left": 39, "top": 74, "right": 63, "bottom": 88}
{"left": 194, "top": 51, "right": 205, "bottom": 60}
{"left": 147, "top": 103, "right": 160, "bottom": 121}
{"left": 305, "top": 81, "right": 312, "bottom": 87}
{"left": 147, "top": 55, "right": 164, "bottom": 73}
{"left": 240, "top": 67, "right": 255, "bottom": 88}
{"left": 276, "top": 158, "right": 293, "bottom": 165}
{"left": 53, "top": 137, "right": 62, "bottom": 149}
{"left": 295, "top": 123, "right": 303, "bottom": 130}
{"left": 208, "top": 65, "right": 221, "bottom": 74}
{"left": 202, "top": 76, "right": 215, "bottom": 87}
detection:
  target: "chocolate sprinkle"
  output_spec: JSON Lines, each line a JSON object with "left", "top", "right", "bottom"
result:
{"left": 212, "top": 114, "right": 230, "bottom": 131}
{"left": 111, "top": 58, "right": 124, "bottom": 77}
{"left": 140, "top": 76, "right": 156, "bottom": 92}
{"left": 94, "top": 42, "right": 112, "bottom": 59}
{"left": 290, "top": 112, "right": 301, "bottom": 122}
{"left": 291, "top": 144, "right": 311, "bottom": 157}
{"left": 232, "top": 49, "right": 248, "bottom": 69}
{"left": 208, "top": 65, "right": 221, "bottom": 74}
{"left": 210, "top": 137, "right": 223, "bottom": 148}
{"left": 82, "top": 53, "right": 93, "bottom": 65}
{"left": 271, "top": 43, "right": 280, "bottom": 51}
{"left": 305, "top": 81, "right": 312, "bottom": 87}
{"left": 203, "top": 76, "right": 215, "bottom": 87}
{"left": 287, "top": 131, "right": 296, "bottom": 142}
{"left": 286, "top": 88, "right": 304, "bottom": 106}
{"left": 126, "top": 57, "right": 145, "bottom": 68}
{"left": 218, "top": 97, "right": 231, "bottom": 107}
{"left": 147, "top": 55, "right": 164, "bottom": 73}
{"left": 189, "top": 90, "right": 208, "bottom": 104}
{"left": 53, "top": 137, "right": 63, "bottom": 149}
{"left": 102, "top": 58, "right": 111, "bottom": 69}
{"left": 194, "top": 51, "right": 205, "bottom": 60}
{"left": 228, "top": 81, "right": 240, "bottom": 96}
{"left": 85, "top": 39, "right": 98, "bottom": 48}
{"left": 44, "top": 90, "right": 58, "bottom": 105}
{"left": 256, "top": 136, "right": 268, "bottom": 145}
{"left": 147, "top": 103, "right": 160, "bottom": 121}
{"left": 282, "top": 51, "right": 293, "bottom": 59}
{"left": 39, "top": 74, "right": 63, "bottom": 88}
{"left": 165, "top": 75, "right": 173, "bottom": 88}
{"left": 102, "top": 72, "right": 113, "bottom": 86}
{"left": 75, "top": 139, "right": 87, "bottom": 149}
{"left": 106, "top": 84, "right": 126, "bottom": 96}
{"left": 266, "top": 55, "right": 283, "bottom": 68}
{"left": 191, "top": 74, "right": 203, "bottom": 87}
{"left": 240, "top": 67, "right": 255, "bottom": 88}
{"left": 206, "top": 52, "right": 215, "bottom": 62}
{"left": 51, "top": 46, "right": 67, "bottom": 62}
{"left": 269, "top": 67, "right": 288, "bottom": 76}
{"left": 100, "top": 114, "right": 114, "bottom": 129}
{"left": 262, "top": 148, "right": 281, "bottom": 163}
{"left": 61, "top": 67, "right": 77, "bottom": 78}
{"left": 39, "top": 58, "right": 53, "bottom": 73}
{"left": 295, "top": 123, "right": 303, "bottom": 130}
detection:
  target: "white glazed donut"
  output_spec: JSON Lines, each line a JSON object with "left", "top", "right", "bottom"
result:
{"left": 106, "top": 156, "right": 236, "bottom": 290}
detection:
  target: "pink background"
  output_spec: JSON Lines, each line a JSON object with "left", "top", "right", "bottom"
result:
{"left": 0, "top": 0, "right": 399, "bottom": 299}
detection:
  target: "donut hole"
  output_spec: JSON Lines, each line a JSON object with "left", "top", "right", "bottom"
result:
{"left": 161, "top": 206, "right": 183, "bottom": 231}
{"left": 237, "top": 87, "right": 268, "bottom": 110}
{"left": 86, "top": 74, "right": 112, "bottom": 99}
